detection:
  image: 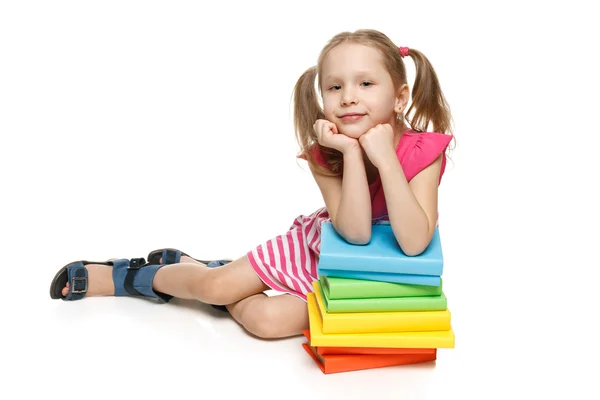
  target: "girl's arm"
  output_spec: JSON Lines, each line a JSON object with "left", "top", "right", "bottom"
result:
{"left": 378, "top": 154, "right": 443, "bottom": 256}
{"left": 310, "top": 146, "right": 372, "bottom": 244}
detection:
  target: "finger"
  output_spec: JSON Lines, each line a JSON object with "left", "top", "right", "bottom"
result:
{"left": 320, "top": 122, "right": 332, "bottom": 137}
{"left": 313, "top": 121, "right": 322, "bottom": 140}
{"left": 315, "top": 122, "right": 324, "bottom": 138}
{"left": 315, "top": 120, "right": 325, "bottom": 134}
{"left": 316, "top": 123, "right": 327, "bottom": 144}
{"left": 313, "top": 120, "right": 324, "bottom": 132}
{"left": 330, "top": 123, "right": 338, "bottom": 134}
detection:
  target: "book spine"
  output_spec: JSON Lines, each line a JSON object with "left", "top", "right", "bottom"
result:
{"left": 308, "top": 293, "right": 455, "bottom": 349}
{"left": 309, "top": 330, "right": 456, "bottom": 349}
{"left": 321, "top": 310, "right": 452, "bottom": 334}
{"left": 318, "top": 269, "right": 442, "bottom": 286}
{"left": 324, "top": 278, "right": 443, "bottom": 299}
{"left": 318, "top": 254, "right": 443, "bottom": 275}
{"left": 324, "top": 296, "right": 448, "bottom": 313}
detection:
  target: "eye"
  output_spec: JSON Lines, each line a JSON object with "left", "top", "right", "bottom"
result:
{"left": 328, "top": 85, "right": 341, "bottom": 91}
{"left": 361, "top": 81, "right": 373, "bottom": 87}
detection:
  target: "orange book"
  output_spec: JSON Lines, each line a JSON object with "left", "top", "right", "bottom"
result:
{"left": 302, "top": 330, "right": 436, "bottom": 356}
{"left": 302, "top": 342, "right": 437, "bottom": 374}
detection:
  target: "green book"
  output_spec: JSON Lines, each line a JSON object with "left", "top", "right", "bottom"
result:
{"left": 320, "top": 276, "right": 443, "bottom": 299}
{"left": 320, "top": 283, "right": 447, "bottom": 313}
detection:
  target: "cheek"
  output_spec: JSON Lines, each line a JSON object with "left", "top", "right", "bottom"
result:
{"left": 371, "top": 95, "right": 397, "bottom": 117}
{"left": 322, "top": 97, "right": 336, "bottom": 116}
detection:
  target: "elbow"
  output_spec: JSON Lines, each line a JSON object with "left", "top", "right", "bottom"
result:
{"left": 345, "top": 233, "right": 371, "bottom": 246}
{"left": 345, "top": 227, "right": 372, "bottom": 245}
{"left": 334, "top": 222, "right": 371, "bottom": 245}
{"left": 331, "top": 217, "right": 371, "bottom": 245}
{"left": 398, "top": 235, "right": 433, "bottom": 257}
{"left": 402, "top": 246, "right": 426, "bottom": 257}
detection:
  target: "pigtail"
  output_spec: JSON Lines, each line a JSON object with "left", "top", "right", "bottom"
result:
{"left": 404, "top": 49, "right": 453, "bottom": 136}
{"left": 293, "top": 66, "right": 342, "bottom": 176}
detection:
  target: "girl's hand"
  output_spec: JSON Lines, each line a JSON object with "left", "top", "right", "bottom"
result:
{"left": 359, "top": 124, "right": 397, "bottom": 169}
{"left": 313, "top": 119, "right": 359, "bottom": 154}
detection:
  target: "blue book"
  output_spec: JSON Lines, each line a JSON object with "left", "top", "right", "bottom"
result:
{"left": 317, "top": 222, "right": 444, "bottom": 277}
{"left": 317, "top": 269, "right": 441, "bottom": 286}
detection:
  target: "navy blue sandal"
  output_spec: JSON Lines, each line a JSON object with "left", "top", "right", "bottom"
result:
{"left": 147, "top": 248, "right": 231, "bottom": 312}
{"left": 49, "top": 257, "right": 173, "bottom": 303}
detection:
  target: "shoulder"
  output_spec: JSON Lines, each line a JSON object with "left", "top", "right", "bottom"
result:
{"left": 397, "top": 131, "right": 453, "bottom": 183}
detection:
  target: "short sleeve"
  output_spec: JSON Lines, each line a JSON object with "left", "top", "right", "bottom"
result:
{"left": 297, "top": 145, "right": 329, "bottom": 169}
{"left": 402, "top": 132, "right": 453, "bottom": 183}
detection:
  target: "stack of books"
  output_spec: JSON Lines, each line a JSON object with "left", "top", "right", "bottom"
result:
{"left": 302, "top": 221, "right": 455, "bottom": 374}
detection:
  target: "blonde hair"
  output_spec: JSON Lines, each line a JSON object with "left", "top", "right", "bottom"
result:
{"left": 293, "top": 29, "right": 454, "bottom": 176}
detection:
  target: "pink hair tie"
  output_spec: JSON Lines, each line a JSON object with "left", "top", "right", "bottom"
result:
{"left": 399, "top": 47, "right": 409, "bottom": 58}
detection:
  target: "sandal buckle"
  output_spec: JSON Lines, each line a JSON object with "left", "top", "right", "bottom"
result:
{"left": 71, "top": 277, "right": 88, "bottom": 294}
{"left": 128, "top": 258, "right": 146, "bottom": 270}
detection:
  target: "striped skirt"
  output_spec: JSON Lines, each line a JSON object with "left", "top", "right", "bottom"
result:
{"left": 247, "top": 207, "right": 330, "bottom": 302}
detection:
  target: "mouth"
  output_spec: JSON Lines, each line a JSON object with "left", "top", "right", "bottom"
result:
{"left": 339, "top": 113, "right": 366, "bottom": 122}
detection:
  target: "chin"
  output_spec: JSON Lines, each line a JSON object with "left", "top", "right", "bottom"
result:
{"left": 341, "top": 131, "right": 364, "bottom": 139}
{"left": 339, "top": 126, "right": 369, "bottom": 139}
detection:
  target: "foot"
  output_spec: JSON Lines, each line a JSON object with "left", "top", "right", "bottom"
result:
{"left": 61, "top": 263, "right": 115, "bottom": 298}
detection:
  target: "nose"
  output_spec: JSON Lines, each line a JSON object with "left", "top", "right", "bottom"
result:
{"left": 341, "top": 87, "right": 358, "bottom": 106}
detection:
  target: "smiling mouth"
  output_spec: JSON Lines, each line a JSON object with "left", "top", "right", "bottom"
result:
{"left": 340, "top": 114, "right": 365, "bottom": 122}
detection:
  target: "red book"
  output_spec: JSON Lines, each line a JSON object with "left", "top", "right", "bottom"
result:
{"left": 301, "top": 331, "right": 437, "bottom": 374}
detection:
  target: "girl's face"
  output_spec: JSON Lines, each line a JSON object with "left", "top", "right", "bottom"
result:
{"left": 320, "top": 43, "right": 404, "bottom": 139}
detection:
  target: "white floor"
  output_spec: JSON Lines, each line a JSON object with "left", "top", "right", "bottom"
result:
{"left": 9, "top": 286, "right": 452, "bottom": 400}
{"left": 4, "top": 262, "right": 599, "bottom": 400}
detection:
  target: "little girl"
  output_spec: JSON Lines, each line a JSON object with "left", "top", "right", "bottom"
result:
{"left": 49, "top": 29, "right": 454, "bottom": 340}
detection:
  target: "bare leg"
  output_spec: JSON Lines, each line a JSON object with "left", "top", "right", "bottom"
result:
{"left": 226, "top": 294, "right": 309, "bottom": 339}
{"left": 152, "top": 255, "right": 268, "bottom": 304}
{"left": 62, "top": 255, "right": 269, "bottom": 306}
{"left": 60, "top": 255, "right": 308, "bottom": 339}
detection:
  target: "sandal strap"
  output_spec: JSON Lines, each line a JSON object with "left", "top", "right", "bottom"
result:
{"left": 163, "top": 249, "right": 182, "bottom": 264}
{"left": 206, "top": 260, "right": 230, "bottom": 267}
{"left": 123, "top": 258, "right": 147, "bottom": 296}
{"left": 65, "top": 262, "right": 89, "bottom": 301}
{"left": 113, "top": 258, "right": 173, "bottom": 302}
{"left": 112, "top": 259, "right": 135, "bottom": 297}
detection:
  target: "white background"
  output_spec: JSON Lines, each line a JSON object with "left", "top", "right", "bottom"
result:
{"left": 1, "top": 1, "right": 599, "bottom": 399}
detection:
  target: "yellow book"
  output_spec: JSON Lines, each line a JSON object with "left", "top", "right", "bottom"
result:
{"left": 308, "top": 293, "right": 455, "bottom": 349}
{"left": 313, "top": 281, "right": 451, "bottom": 334}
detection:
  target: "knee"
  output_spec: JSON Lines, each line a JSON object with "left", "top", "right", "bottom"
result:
{"left": 188, "top": 268, "right": 228, "bottom": 303}
{"left": 241, "top": 301, "right": 285, "bottom": 339}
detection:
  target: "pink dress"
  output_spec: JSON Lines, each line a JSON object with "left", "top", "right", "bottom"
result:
{"left": 246, "top": 131, "right": 453, "bottom": 302}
